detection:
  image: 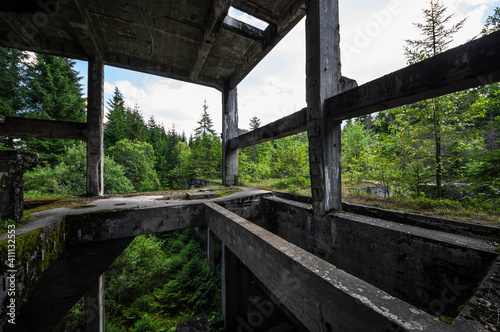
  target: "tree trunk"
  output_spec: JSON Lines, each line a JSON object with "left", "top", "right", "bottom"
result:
{"left": 433, "top": 104, "right": 442, "bottom": 199}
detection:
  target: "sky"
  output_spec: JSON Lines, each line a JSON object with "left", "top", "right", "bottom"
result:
{"left": 73, "top": 0, "right": 500, "bottom": 137}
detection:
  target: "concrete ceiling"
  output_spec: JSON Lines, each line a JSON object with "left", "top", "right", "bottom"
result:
{"left": 0, "top": 0, "right": 306, "bottom": 91}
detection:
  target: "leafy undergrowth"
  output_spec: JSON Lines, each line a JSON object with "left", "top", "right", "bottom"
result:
{"left": 241, "top": 179, "right": 500, "bottom": 225}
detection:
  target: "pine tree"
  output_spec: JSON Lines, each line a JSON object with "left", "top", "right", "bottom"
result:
{"left": 104, "top": 87, "right": 127, "bottom": 148}
{"left": 194, "top": 100, "right": 216, "bottom": 138}
{"left": 0, "top": 48, "right": 27, "bottom": 149}
{"left": 22, "top": 54, "right": 86, "bottom": 164}
{"left": 403, "top": 0, "right": 466, "bottom": 198}
{"left": 404, "top": 0, "right": 466, "bottom": 63}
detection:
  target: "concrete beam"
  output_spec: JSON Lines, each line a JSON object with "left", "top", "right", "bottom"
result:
{"left": 228, "top": 108, "right": 307, "bottom": 149}
{"left": 189, "top": 0, "right": 231, "bottom": 81}
{"left": 222, "top": 16, "right": 265, "bottom": 41}
{"left": 84, "top": 274, "right": 105, "bottom": 332}
{"left": 227, "top": 0, "right": 305, "bottom": 89}
{"left": 64, "top": 203, "right": 206, "bottom": 244}
{"left": 65, "top": 0, "right": 103, "bottom": 58}
{"left": 222, "top": 245, "right": 248, "bottom": 330}
{"left": 205, "top": 202, "right": 455, "bottom": 332}
{"left": 222, "top": 87, "right": 239, "bottom": 186}
{"left": 13, "top": 238, "right": 132, "bottom": 332}
{"left": 104, "top": 53, "right": 224, "bottom": 91}
{"left": 86, "top": 57, "right": 104, "bottom": 196}
{"left": 327, "top": 30, "right": 500, "bottom": 122}
{"left": 306, "top": 0, "right": 342, "bottom": 214}
{"left": 0, "top": 116, "right": 86, "bottom": 140}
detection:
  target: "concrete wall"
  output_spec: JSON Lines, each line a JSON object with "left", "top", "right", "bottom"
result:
{"left": 258, "top": 197, "right": 497, "bottom": 318}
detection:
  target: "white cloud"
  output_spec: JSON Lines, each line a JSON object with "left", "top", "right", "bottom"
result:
{"left": 104, "top": 78, "right": 222, "bottom": 136}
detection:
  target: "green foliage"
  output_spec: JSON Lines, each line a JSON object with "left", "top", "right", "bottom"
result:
{"left": 272, "top": 134, "right": 310, "bottom": 190}
{"left": 104, "top": 230, "right": 221, "bottom": 331}
{"left": 109, "top": 139, "right": 160, "bottom": 192}
{"left": 24, "top": 143, "right": 134, "bottom": 196}
{"left": 482, "top": 7, "right": 500, "bottom": 35}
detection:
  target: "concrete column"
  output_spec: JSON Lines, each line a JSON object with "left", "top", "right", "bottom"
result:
{"left": 84, "top": 274, "right": 105, "bottom": 332}
{"left": 222, "top": 244, "right": 247, "bottom": 330}
{"left": 0, "top": 151, "right": 38, "bottom": 221}
{"left": 306, "top": 0, "right": 342, "bottom": 215}
{"left": 86, "top": 57, "right": 104, "bottom": 196}
{"left": 222, "top": 87, "right": 239, "bottom": 186}
{"left": 207, "top": 228, "right": 215, "bottom": 265}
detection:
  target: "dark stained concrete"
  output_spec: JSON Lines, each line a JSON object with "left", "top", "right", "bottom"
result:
{"left": 0, "top": 0, "right": 306, "bottom": 91}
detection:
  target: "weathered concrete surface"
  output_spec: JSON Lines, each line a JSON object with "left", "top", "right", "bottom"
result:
{"left": 259, "top": 197, "right": 497, "bottom": 318}
{"left": 9, "top": 238, "right": 132, "bottom": 332}
{"left": 0, "top": 151, "right": 38, "bottom": 221}
{"left": 84, "top": 274, "right": 105, "bottom": 332}
{"left": 0, "top": 117, "right": 86, "bottom": 140}
{"left": 0, "top": 0, "right": 306, "bottom": 90}
{"left": 186, "top": 192, "right": 219, "bottom": 200}
{"left": 206, "top": 202, "right": 470, "bottom": 332}
{"left": 222, "top": 87, "right": 239, "bottom": 186}
{"left": 86, "top": 57, "right": 104, "bottom": 196}
{"left": 343, "top": 201, "right": 500, "bottom": 242}
{"left": 228, "top": 108, "right": 308, "bottom": 150}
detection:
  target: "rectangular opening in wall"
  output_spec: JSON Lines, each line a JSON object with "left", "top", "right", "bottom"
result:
{"left": 227, "top": 6, "right": 270, "bottom": 31}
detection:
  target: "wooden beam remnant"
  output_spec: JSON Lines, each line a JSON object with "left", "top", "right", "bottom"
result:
{"left": 86, "top": 57, "right": 104, "bottom": 196}
{"left": 228, "top": 108, "right": 307, "bottom": 150}
{"left": 327, "top": 30, "right": 500, "bottom": 122}
{"left": 0, "top": 116, "right": 86, "bottom": 140}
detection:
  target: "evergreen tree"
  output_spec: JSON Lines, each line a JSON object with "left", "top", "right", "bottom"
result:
{"left": 104, "top": 87, "right": 127, "bottom": 149}
{"left": 403, "top": 0, "right": 466, "bottom": 198}
{"left": 194, "top": 100, "right": 216, "bottom": 138}
{"left": 0, "top": 48, "right": 27, "bottom": 149}
{"left": 21, "top": 54, "right": 86, "bottom": 164}
{"left": 404, "top": 0, "right": 466, "bottom": 63}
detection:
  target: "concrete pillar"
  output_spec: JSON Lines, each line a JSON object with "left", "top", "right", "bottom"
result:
{"left": 222, "top": 244, "right": 247, "bottom": 330}
{"left": 84, "top": 274, "right": 105, "bottom": 332}
{"left": 222, "top": 87, "right": 239, "bottom": 186}
{"left": 0, "top": 151, "right": 38, "bottom": 221}
{"left": 207, "top": 228, "right": 215, "bottom": 265}
{"left": 305, "top": 0, "right": 342, "bottom": 215}
{"left": 86, "top": 57, "right": 104, "bottom": 196}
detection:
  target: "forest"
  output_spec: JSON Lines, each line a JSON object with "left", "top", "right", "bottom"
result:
{"left": 0, "top": 1, "right": 499, "bottom": 330}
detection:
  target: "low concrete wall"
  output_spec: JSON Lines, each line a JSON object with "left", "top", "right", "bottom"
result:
{"left": 259, "top": 197, "right": 497, "bottom": 319}
{"left": 205, "top": 202, "right": 476, "bottom": 332}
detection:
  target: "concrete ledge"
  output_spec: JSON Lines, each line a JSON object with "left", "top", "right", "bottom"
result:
{"left": 205, "top": 202, "right": 460, "bottom": 331}
{"left": 261, "top": 196, "right": 497, "bottom": 319}
{"left": 342, "top": 202, "right": 500, "bottom": 242}
{"left": 186, "top": 192, "right": 219, "bottom": 200}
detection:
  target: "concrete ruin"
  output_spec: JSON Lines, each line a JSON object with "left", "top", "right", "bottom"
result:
{"left": 1, "top": 0, "right": 500, "bottom": 331}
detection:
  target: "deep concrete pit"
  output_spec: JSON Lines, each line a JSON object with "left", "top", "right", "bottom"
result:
{"left": 2, "top": 188, "right": 500, "bottom": 331}
{"left": 234, "top": 195, "right": 498, "bottom": 322}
